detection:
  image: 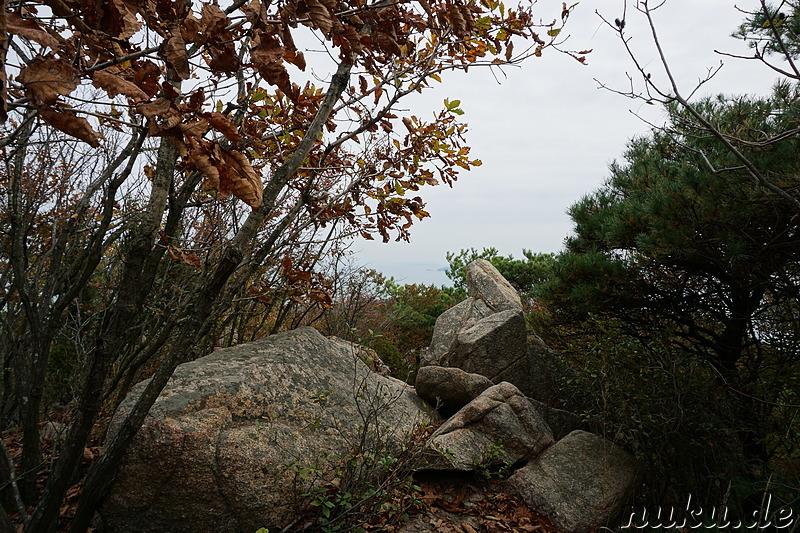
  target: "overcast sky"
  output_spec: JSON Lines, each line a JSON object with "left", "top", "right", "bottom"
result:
{"left": 352, "top": 1, "right": 780, "bottom": 285}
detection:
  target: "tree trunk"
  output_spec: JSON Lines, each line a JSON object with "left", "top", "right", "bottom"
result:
{"left": 25, "top": 138, "right": 178, "bottom": 533}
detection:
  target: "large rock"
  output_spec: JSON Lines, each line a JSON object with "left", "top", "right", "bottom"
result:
{"left": 423, "top": 261, "right": 561, "bottom": 408}
{"left": 424, "top": 297, "right": 491, "bottom": 366}
{"left": 428, "top": 382, "right": 554, "bottom": 471}
{"left": 101, "top": 327, "right": 438, "bottom": 533}
{"left": 452, "top": 309, "right": 528, "bottom": 378}
{"left": 414, "top": 366, "right": 493, "bottom": 417}
{"left": 508, "top": 430, "right": 640, "bottom": 533}
{"left": 465, "top": 259, "right": 522, "bottom": 312}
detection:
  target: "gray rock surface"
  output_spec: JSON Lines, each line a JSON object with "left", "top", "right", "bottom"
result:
{"left": 465, "top": 259, "right": 522, "bottom": 312}
{"left": 452, "top": 309, "right": 528, "bottom": 379}
{"left": 424, "top": 297, "right": 491, "bottom": 366}
{"left": 428, "top": 382, "right": 554, "bottom": 471}
{"left": 508, "top": 430, "right": 640, "bottom": 533}
{"left": 101, "top": 327, "right": 438, "bottom": 533}
{"left": 414, "top": 366, "right": 493, "bottom": 416}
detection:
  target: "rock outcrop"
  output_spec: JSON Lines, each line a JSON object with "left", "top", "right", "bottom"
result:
{"left": 422, "top": 259, "right": 556, "bottom": 404}
{"left": 101, "top": 327, "right": 438, "bottom": 533}
{"left": 465, "top": 258, "right": 523, "bottom": 312}
{"left": 428, "top": 382, "right": 554, "bottom": 471}
{"left": 103, "top": 262, "right": 640, "bottom": 533}
{"left": 507, "top": 430, "right": 640, "bottom": 533}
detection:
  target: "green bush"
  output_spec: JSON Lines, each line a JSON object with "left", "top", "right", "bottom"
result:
{"left": 533, "top": 311, "right": 799, "bottom": 515}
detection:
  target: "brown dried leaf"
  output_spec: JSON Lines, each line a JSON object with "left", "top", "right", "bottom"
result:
{"left": 305, "top": 0, "right": 333, "bottom": 34}
{"left": 136, "top": 97, "right": 181, "bottom": 135}
{"left": 339, "top": 24, "right": 362, "bottom": 55}
{"left": 160, "top": 31, "right": 190, "bottom": 80}
{"left": 284, "top": 49, "right": 306, "bottom": 71}
{"left": 372, "top": 31, "right": 403, "bottom": 57}
{"left": 242, "top": 0, "right": 264, "bottom": 24}
{"left": 136, "top": 97, "right": 171, "bottom": 120}
{"left": 132, "top": 60, "right": 161, "bottom": 97}
{"left": 200, "top": 111, "right": 243, "bottom": 144}
{"left": 180, "top": 13, "right": 204, "bottom": 43}
{"left": 168, "top": 244, "right": 202, "bottom": 267}
{"left": 185, "top": 87, "right": 204, "bottom": 113}
{"left": 251, "top": 31, "right": 284, "bottom": 64}
{"left": 178, "top": 119, "right": 209, "bottom": 138}
{"left": 505, "top": 40, "right": 514, "bottom": 62}
{"left": 258, "top": 62, "right": 292, "bottom": 97}
{"left": 155, "top": 0, "right": 187, "bottom": 25}
{"left": 280, "top": 23, "right": 297, "bottom": 51}
{"left": 184, "top": 140, "right": 262, "bottom": 208}
{"left": 37, "top": 105, "right": 103, "bottom": 147}
{"left": 208, "top": 42, "right": 240, "bottom": 73}
{"left": 18, "top": 56, "right": 79, "bottom": 106}
{"left": 218, "top": 147, "right": 263, "bottom": 207}
{"left": 6, "top": 12, "right": 59, "bottom": 49}
{"left": 109, "top": 0, "right": 143, "bottom": 39}
{"left": 184, "top": 138, "right": 221, "bottom": 190}
{"left": 91, "top": 70, "right": 148, "bottom": 102}
{"left": 251, "top": 35, "right": 294, "bottom": 98}
{"left": 200, "top": 3, "right": 229, "bottom": 35}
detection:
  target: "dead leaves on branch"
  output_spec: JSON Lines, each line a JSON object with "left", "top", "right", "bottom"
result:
{"left": 64, "top": 0, "right": 143, "bottom": 39}
{"left": 6, "top": 12, "right": 59, "bottom": 50}
{"left": 160, "top": 230, "right": 203, "bottom": 268}
{"left": 160, "top": 30, "right": 190, "bottom": 80}
{"left": 0, "top": 0, "right": 574, "bottom": 219}
{"left": 37, "top": 104, "right": 103, "bottom": 147}
{"left": 134, "top": 92, "right": 263, "bottom": 208}
{"left": 251, "top": 31, "right": 295, "bottom": 101}
{"left": 194, "top": 4, "right": 240, "bottom": 73}
{"left": 18, "top": 56, "right": 103, "bottom": 146}
{"left": 18, "top": 56, "right": 79, "bottom": 107}
{"left": 183, "top": 137, "right": 263, "bottom": 208}
{"left": 90, "top": 70, "right": 148, "bottom": 102}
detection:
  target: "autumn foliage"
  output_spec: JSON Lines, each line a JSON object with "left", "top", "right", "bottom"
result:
{"left": 0, "top": 0, "right": 583, "bottom": 234}
{"left": 0, "top": 0, "right": 583, "bottom": 530}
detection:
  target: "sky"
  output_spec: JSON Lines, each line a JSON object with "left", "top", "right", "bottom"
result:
{"left": 348, "top": 1, "right": 781, "bottom": 286}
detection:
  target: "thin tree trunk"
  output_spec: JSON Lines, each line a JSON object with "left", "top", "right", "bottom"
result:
{"left": 26, "top": 138, "right": 178, "bottom": 533}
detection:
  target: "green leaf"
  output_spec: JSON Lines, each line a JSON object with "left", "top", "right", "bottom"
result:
{"left": 251, "top": 88, "right": 267, "bottom": 103}
{"left": 444, "top": 98, "right": 461, "bottom": 110}
{"left": 547, "top": 28, "right": 561, "bottom": 37}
